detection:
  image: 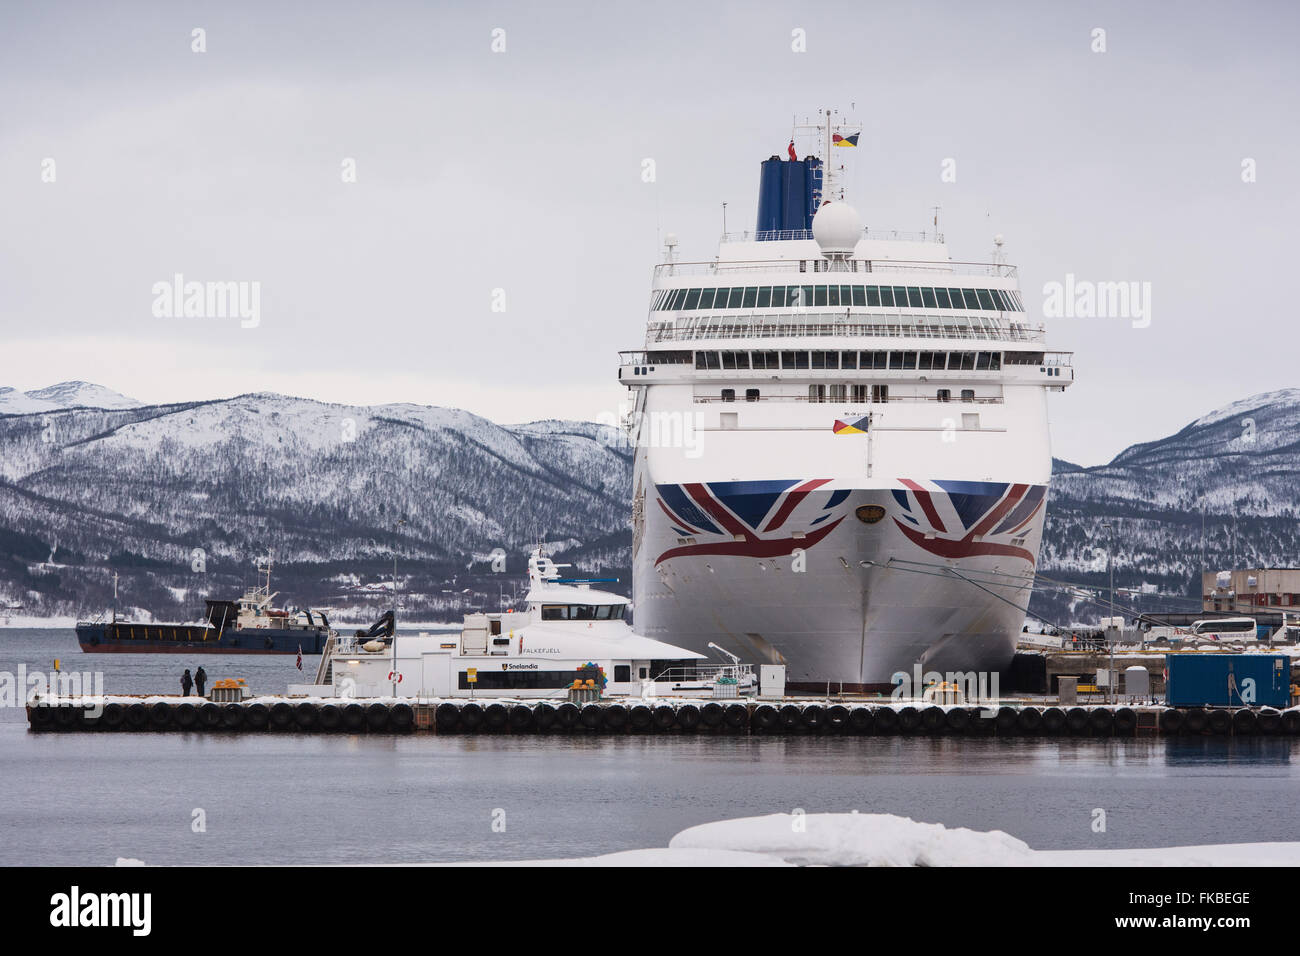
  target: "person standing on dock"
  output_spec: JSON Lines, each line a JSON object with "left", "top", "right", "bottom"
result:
{"left": 194, "top": 666, "right": 208, "bottom": 698}
{"left": 181, "top": 669, "right": 193, "bottom": 697}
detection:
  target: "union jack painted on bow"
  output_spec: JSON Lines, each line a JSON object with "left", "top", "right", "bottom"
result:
{"left": 892, "top": 479, "right": 1046, "bottom": 564}
{"left": 654, "top": 480, "right": 848, "bottom": 565}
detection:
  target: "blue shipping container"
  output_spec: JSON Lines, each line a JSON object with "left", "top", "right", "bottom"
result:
{"left": 1165, "top": 654, "right": 1291, "bottom": 708}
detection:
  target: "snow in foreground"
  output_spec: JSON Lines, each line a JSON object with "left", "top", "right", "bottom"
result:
{"left": 459, "top": 813, "right": 1300, "bottom": 867}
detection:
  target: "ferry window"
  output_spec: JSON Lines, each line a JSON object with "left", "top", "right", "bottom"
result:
{"left": 865, "top": 286, "right": 881, "bottom": 307}
{"left": 961, "top": 389, "right": 975, "bottom": 402}
{"left": 721, "top": 389, "right": 735, "bottom": 402}
{"left": 888, "top": 351, "right": 905, "bottom": 370}
{"left": 730, "top": 351, "right": 751, "bottom": 369}
{"left": 808, "top": 384, "right": 826, "bottom": 402}
{"left": 933, "top": 288, "right": 952, "bottom": 309}
{"left": 977, "top": 289, "right": 996, "bottom": 310}
{"left": 921, "top": 287, "right": 938, "bottom": 309}
{"left": 861, "top": 350, "right": 887, "bottom": 370}
{"left": 811, "top": 350, "right": 838, "bottom": 369}
{"left": 681, "top": 288, "right": 699, "bottom": 310}
{"left": 976, "top": 352, "right": 993, "bottom": 370}
{"left": 799, "top": 260, "right": 806, "bottom": 272}
{"left": 989, "top": 352, "right": 1001, "bottom": 370}
{"left": 851, "top": 385, "right": 869, "bottom": 403}
{"left": 745, "top": 388, "right": 760, "bottom": 402}
{"left": 852, "top": 286, "right": 866, "bottom": 307}
{"left": 756, "top": 287, "right": 772, "bottom": 308}
{"left": 839, "top": 285, "right": 852, "bottom": 305}
{"left": 907, "top": 287, "right": 923, "bottom": 308}
{"left": 695, "top": 351, "right": 720, "bottom": 370}
{"left": 937, "top": 388, "right": 951, "bottom": 402}
{"left": 959, "top": 352, "right": 976, "bottom": 370}
{"left": 541, "top": 605, "right": 566, "bottom": 620}
{"left": 827, "top": 285, "right": 840, "bottom": 307}
{"left": 893, "top": 287, "right": 909, "bottom": 309}
{"left": 903, "top": 351, "right": 918, "bottom": 368}
{"left": 801, "top": 285, "right": 814, "bottom": 308}
{"left": 615, "top": 665, "right": 630, "bottom": 682}
{"left": 770, "top": 286, "right": 786, "bottom": 307}
{"left": 828, "top": 384, "right": 846, "bottom": 402}
{"left": 781, "top": 351, "right": 809, "bottom": 369}
{"left": 872, "top": 385, "right": 889, "bottom": 403}
{"left": 742, "top": 287, "right": 758, "bottom": 309}
{"left": 697, "top": 288, "right": 716, "bottom": 310}
{"left": 813, "top": 285, "right": 828, "bottom": 307}
{"left": 727, "top": 287, "right": 745, "bottom": 308}
{"left": 840, "top": 351, "right": 857, "bottom": 369}
{"left": 962, "top": 289, "right": 981, "bottom": 310}
{"left": 879, "top": 287, "right": 895, "bottom": 307}
{"left": 752, "top": 350, "right": 778, "bottom": 369}
{"left": 944, "top": 288, "right": 964, "bottom": 309}
{"left": 917, "top": 351, "right": 936, "bottom": 370}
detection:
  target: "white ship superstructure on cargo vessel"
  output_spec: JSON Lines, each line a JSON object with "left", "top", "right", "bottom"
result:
{"left": 618, "top": 115, "right": 1073, "bottom": 691}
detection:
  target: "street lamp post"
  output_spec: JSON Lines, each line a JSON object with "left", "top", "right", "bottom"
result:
{"left": 1102, "top": 521, "right": 1116, "bottom": 704}
{"left": 391, "top": 518, "right": 406, "bottom": 697}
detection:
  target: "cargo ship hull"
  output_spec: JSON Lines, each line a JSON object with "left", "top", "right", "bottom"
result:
{"left": 76, "top": 622, "right": 326, "bottom": 654}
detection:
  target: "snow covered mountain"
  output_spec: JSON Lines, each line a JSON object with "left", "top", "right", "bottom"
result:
{"left": 0, "top": 391, "right": 631, "bottom": 622}
{"left": 0, "top": 384, "right": 1296, "bottom": 626}
{"left": 1038, "top": 388, "right": 1300, "bottom": 623}
{"left": 0, "top": 381, "right": 141, "bottom": 414}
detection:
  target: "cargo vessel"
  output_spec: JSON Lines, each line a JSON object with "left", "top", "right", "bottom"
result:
{"left": 76, "top": 558, "right": 332, "bottom": 654}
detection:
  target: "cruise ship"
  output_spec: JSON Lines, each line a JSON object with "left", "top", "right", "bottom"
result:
{"left": 618, "top": 115, "right": 1073, "bottom": 691}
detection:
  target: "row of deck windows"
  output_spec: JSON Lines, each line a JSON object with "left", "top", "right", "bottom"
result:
{"left": 694, "top": 350, "right": 1002, "bottom": 371}
{"left": 653, "top": 285, "right": 1023, "bottom": 312}
{"left": 716, "top": 386, "right": 977, "bottom": 403}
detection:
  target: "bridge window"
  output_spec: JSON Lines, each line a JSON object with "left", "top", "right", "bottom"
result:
{"left": 742, "top": 287, "right": 758, "bottom": 309}
{"left": 683, "top": 289, "right": 701, "bottom": 310}
{"left": 697, "top": 288, "right": 716, "bottom": 309}
{"left": 756, "top": 286, "right": 772, "bottom": 308}
{"left": 977, "top": 289, "right": 996, "bottom": 310}
{"left": 865, "top": 286, "right": 881, "bottom": 306}
{"left": 770, "top": 286, "right": 786, "bottom": 307}
{"left": 879, "top": 287, "right": 894, "bottom": 307}
{"left": 840, "top": 351, "right": 857, "bottom": 369}
{"left": 781, "top": 351, "right": 809, "bottom": 369}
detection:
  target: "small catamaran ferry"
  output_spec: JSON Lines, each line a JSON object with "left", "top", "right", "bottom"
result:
{"left": 76, "top": 558, "right": 334, "bottom": 654}
{"left": 313, "top": 549, "right": 755, "bottom": 699}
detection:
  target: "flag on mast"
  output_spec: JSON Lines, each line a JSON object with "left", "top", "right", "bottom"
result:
{"left": 787, "top": 140, "right": 797, "bottom": 161}
{"left": 832, "top": 132, "right": 860, "bottom": 147}
{"left": 296, "top": 644, "right": 303, "bottom": 671}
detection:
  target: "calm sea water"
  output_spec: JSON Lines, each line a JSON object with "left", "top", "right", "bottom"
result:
{"left": 2, "top": 628, "right": 1297, "bottom": 866}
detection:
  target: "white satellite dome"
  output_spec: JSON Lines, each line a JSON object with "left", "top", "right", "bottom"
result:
{"left": 812, "top": 202, "right": 862, "bottom": 255}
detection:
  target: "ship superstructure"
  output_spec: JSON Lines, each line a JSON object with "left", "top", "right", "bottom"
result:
{"left": 619, "top": 116, "right": 1073, "bottom": 691}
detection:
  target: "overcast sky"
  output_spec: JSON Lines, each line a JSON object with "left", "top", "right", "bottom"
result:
{"left": 1, "top": 0, "right": 1295, "bottom": 466}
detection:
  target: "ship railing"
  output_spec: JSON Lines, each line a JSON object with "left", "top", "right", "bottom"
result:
{"left": 651, "top": 663, "right": 755, "bottom": 685}
{"left": 644, "top": 317, "right": 1047, "bottom": 344}
{"left": 691, "top": 394, "right": 1005, "bottom": 405}
{"left": 654, "top": 259, "right": 1014, "bottom": 279}
{"left": 724, "top": 228, "right": 947, "bottom": 244}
